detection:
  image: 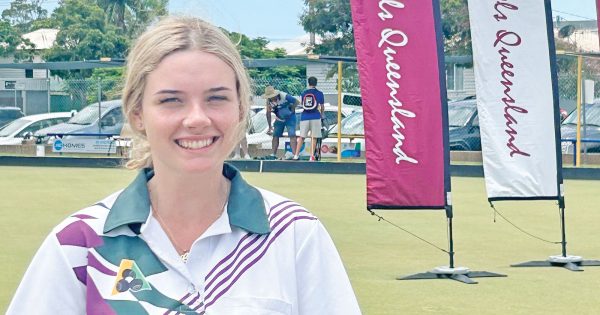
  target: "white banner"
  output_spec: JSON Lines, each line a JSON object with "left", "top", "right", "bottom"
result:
{"left": 468, "top": 0, "right": 562, "bottom": 200}
{"left": 52, "top": 138, "right": 117, "bottom": 154}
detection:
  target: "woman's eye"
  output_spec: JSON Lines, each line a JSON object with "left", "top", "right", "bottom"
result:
{"left": 159, "top": 97, "right": 181, "bottom": 104}
{"left": 208, "top": 95, "right": 229, "bottom": 102}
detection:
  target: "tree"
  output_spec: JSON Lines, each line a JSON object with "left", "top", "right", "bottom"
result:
{"left": 96, "top": 0, "right": 168, "bottom": 36}
{"left": 44, "top": 0, "right": 129, "bottom": 77}
{"left": 440, "top": 0, "right": 471, "bottom": 55}
{"left": 299, "top": 0, "right": 473, "bottom": 56}
{"left": 299, "top": 0, "right": 358, "bottom": 91}
{"left": 300, "top": 0, "right": 355, "bottom": 56}
{"left": 225, "top": 30, "right": 306, "bottom": 95}
{"left": 1, "top": 0, "right": 47, "bottom": 34}
{"left": 0, "top": 19, "right": 36, "bottom": 61}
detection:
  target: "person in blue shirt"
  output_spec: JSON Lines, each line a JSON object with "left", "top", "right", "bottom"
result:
{"left": 263, "top": 86, "right": 299, "bottom": 159}
{"left": 293, "top": 77, "right": 325, "bottom": 160}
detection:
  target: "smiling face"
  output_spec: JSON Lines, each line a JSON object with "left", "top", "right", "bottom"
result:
{"left": 132, "top": 50, "right": 240, "bottom": 174}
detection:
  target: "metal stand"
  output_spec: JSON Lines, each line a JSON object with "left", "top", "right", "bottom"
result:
{"left": 398, "top": 208, "right": 506, "bottom": 284}
{"left": 512, "top": 204, "right": 600, "bottom": 271}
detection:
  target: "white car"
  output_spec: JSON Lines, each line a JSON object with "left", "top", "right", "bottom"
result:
{"left": 325, "top": 109, "right": 366, "bottom": 158}
{"left": 0, "top": 112, "right": 72, "bottom": 145}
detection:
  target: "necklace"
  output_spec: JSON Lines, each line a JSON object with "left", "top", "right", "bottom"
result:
{"left": 152, "top": 207, "right": 191, "bottom": 263}
{"left": 149, "top": 180, "right": 231, "bottom": 264}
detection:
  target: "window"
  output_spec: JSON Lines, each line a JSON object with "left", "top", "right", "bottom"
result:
{"left": 446, "top": 64, "right": 464, "bottom": 91}
{"left": 4, "top": 81, "right": 16, "bottom": 90}
{"left": 101, "top": 108, "right": 123, "bottom": 127}
{"left": 17, "top": 121, "right": 47, "bottom": 137}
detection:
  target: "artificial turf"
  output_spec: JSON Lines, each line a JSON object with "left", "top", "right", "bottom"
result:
{"left": 1, "top": 166, "right": 599, "bottom": 314}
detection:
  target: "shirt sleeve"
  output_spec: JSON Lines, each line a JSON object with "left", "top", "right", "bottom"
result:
{"left": 285, "top": 94, "right": 298, "bottom": 105}
{"left": 295, "top": 221, "right": 362, "bottom": 315}
{"left": 317, "top": 91, "right": 325, "bottom": 105}
{"left": 7, "top": 233, "right": 86, "bottom": 315}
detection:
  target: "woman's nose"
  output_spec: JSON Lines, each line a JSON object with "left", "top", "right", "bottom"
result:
{"left": 182, "top": 104, "right": 210, "bottom": 129}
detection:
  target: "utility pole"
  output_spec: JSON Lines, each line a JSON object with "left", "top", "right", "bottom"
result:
{"left": 309, "top": 0, "right": 316, "bottom": 52}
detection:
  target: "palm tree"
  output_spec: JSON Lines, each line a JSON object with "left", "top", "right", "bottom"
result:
{"left": 96, "top": 0, "right": 167, "bottom": 35}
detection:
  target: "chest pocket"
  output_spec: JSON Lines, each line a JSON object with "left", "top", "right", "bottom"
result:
{"left": 206, "top": 297, "right": 292, "bottom": 315}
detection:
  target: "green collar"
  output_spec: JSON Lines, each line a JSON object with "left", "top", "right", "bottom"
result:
{"left": 103, "top": 163, "right": 270, "bottom": 235}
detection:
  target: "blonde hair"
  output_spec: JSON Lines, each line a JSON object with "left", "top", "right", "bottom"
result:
{"left": 122, "top": 16, "right": 251, "bottom": 169}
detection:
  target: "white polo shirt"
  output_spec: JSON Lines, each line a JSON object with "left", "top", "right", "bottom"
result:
{"left": 8, "top": 164, "right": 361, "bottom": 314}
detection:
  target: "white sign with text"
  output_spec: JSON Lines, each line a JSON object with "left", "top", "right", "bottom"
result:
{"left": 52, "top": 138, "right": 117, "bottom": 154}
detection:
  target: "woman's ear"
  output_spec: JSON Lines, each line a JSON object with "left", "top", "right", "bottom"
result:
{"left": 130, "top": 108, "right": 144, "bottom": 131}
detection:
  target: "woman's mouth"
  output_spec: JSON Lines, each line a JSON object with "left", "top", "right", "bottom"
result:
{"left": 175, "top": 137, "right": 217, "bottom": 149}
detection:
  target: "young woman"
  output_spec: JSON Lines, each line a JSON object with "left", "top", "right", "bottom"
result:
{"left": 7, "top": 16, "right": 361, "bottom": 315}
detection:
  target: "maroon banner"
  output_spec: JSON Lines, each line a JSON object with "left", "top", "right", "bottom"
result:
{"left": 350, "top": 0, "right": 449, "bottom": 209}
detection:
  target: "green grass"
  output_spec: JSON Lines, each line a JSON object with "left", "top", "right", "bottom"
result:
{"left": 1, "top": 166, "right": 600, "bottom": 314}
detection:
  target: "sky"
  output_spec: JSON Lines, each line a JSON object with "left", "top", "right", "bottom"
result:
{"left": 168, "top": 0, "right": 597, "bottom": 41}
{"left": 0, "top": 0, "right": 596, "bottom": 42}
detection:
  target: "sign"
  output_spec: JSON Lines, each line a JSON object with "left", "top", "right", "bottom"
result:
{"left": 4, "top": 81, "right": 16, "bottom": 90}
{"left": 52, "top": 138, "right": 117, "bottom": 154}
{"left": 35, "top": 145, "right": 45, "bottom": 157}
{"left": 285, "top": 139, "right": 363, "bottom": 158}
{"left": 467, "top": 0, "right": 562, "bottom": 200}
{"left": 320, "top": 142, "right": 362, "bottom": 158}
{"left": 350, "top": 0, "right": 450, "bottom": 209}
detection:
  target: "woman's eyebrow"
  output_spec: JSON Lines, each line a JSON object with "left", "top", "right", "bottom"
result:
{"left": 207, "top": 86, "right": 232, "bottom": 93}
{"left": 154, "top": 89, "right": 182, "bottom": 95}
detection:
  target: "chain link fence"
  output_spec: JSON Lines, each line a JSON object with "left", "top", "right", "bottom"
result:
{"left": 556, "top": 55, "right": 600, "bottom": 166}
{"left": 4, "top": 56, "right": 598, "bottom": 164}
{"left": 49, "top": 78, "right": 124, "bottom": 113}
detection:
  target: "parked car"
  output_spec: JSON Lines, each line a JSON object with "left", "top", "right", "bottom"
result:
{"left": 329, "top": 109, "right": 364, "bottom": 136}
{"left": 35, "top": 100, "right": 124, "bottom": 142}
{"left": 327, "top": 109, "right": 366, "bottom": 157}
{"left": 327, "top": 98, "right": 482, "bottom": 152}
{"left": 561, "top": 102, "right": 600, "bottom": 154}
{"left": 0, "top": 107, "right": 25, "bottom": 128}
{"left": 0, "top": 112, "right": 72, "bottom": 145}
{"left": 249, "top": 105, "right": 264, "bottom": 116}
{"left": 448, "top": 99, "right": 481, "bottom": 151}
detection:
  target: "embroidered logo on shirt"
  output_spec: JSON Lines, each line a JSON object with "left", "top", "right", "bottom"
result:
{"left": 111, "top": 259, "right": 151, "bottom": 295}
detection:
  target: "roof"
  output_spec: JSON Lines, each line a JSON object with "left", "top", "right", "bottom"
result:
{"left": 90, "top": 99, "right": 122, "bottom": 108}
{"left": 0, "top": 57, "right": 342, "bottom": 71}
{"left": 21, "top": 112, "right": 72, "bottom": 121}
{"left": 267, "top": 34, "right": 322, "bottom": 55}
{"left": 0, "top": 60, "right": 125, "bottom": 70}
{"left": 554, "top": 20, "right": 598, "bottom": 31}
{"left": 22, "top": 29, "right": 59, "bottom": 50}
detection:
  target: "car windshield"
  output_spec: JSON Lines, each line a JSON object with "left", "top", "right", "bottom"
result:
{"left": 0, "top": 118, "right": 30, "bottom": 137}
{"left": 562, "top": 105, "right": 600, "bottom": 127}
{"left": 339, "top": 111, "right": 364, "bottom": 135}
{"left": 249, "top": 112, "right": 269, "bottom": 134}
{"left": 448, "top": 105, "right": 476, "bottom": 127}
{"left": 68, "top": 104, "right": 105, "bottom": 125}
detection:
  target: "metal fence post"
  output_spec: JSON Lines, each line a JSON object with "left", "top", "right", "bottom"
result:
{"left": 576, "top": 55, "right": 582, "bottom": 167}
{"left": 47, "top": 69, "right": 51, "bottom": 113}
{"left": 337, "top": 61, "right": 342, "bottom": 162}
{"left": 98, "top": 79, "right": 102, "bottom": 135}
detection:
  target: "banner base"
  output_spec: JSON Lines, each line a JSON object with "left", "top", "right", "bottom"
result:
{"left": 397, "top": 266, "right": 506, "bottom": 284}
{"left": 511, "top": 255, "right": 600, "bottom": 272}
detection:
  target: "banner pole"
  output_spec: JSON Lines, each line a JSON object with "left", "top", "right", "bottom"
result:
{"left": 560, "top": 203, "right": 567, "bottom": 257}
{"left": 447, "top": 216, "right": 455, "bottom": 269}
{"left": 576, "top": 56, "right": 583, "bottom": 167}
{"left": 509, "top": 2, "right": 600, "bottom": 271}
